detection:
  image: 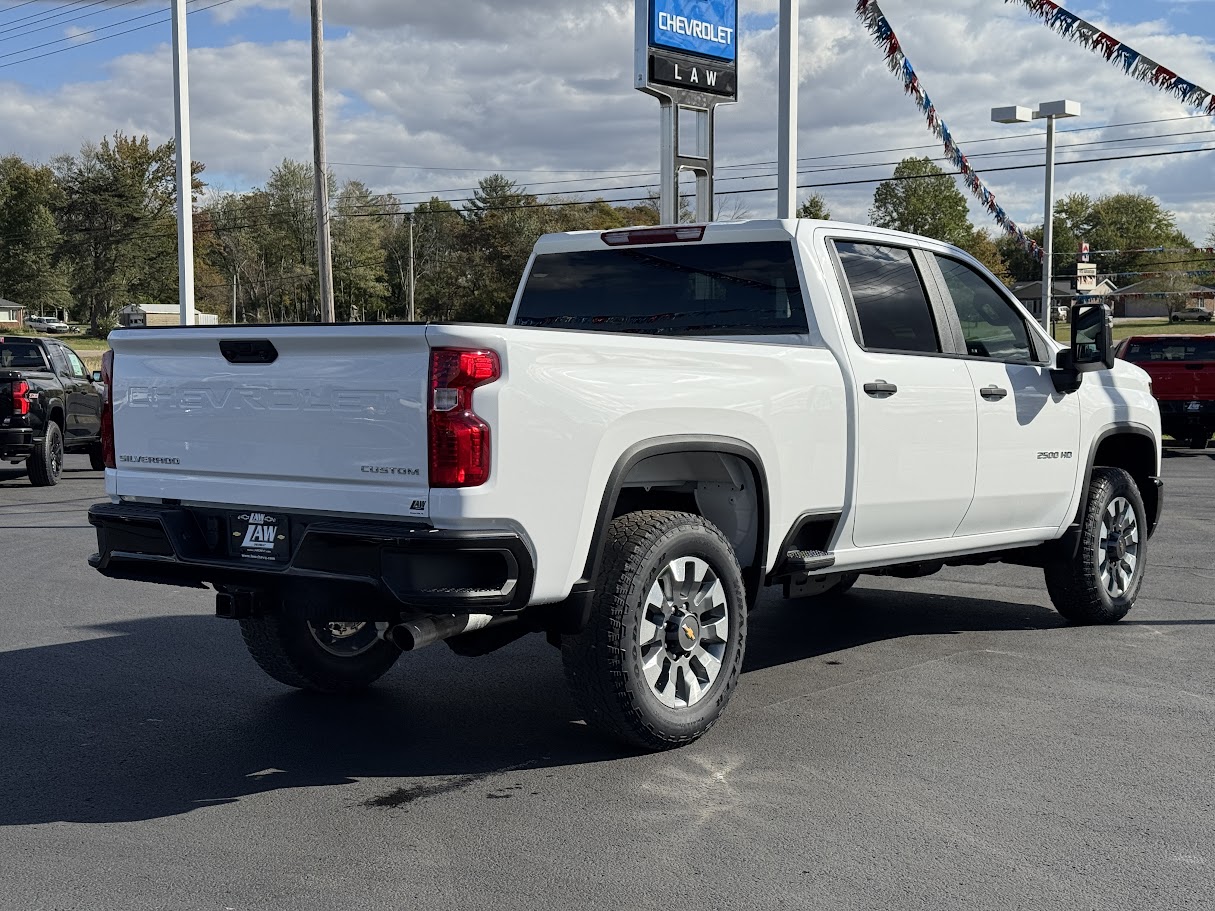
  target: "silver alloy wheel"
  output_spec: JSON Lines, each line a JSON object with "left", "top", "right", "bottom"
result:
{"left": 307, "top": 621, "right": 379, "bottom": 658}
{"left": 638, "top": 556, "right": 730, "bottom": 709}
{"left": 1098, "top": 496, "right": 1140, "bottom": 599}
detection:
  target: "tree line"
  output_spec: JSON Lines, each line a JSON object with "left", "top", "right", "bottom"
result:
{"left": 1, "top": 134, "right": 1211, "bottom": 332}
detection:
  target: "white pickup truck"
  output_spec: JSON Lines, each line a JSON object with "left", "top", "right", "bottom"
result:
{"left": 89, "top": 219, "right": 1163, "bottom": 749}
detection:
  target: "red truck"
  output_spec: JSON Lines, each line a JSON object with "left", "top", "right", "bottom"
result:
{"left": 1116, "top": 334, "right": 1215, "bottom": 449}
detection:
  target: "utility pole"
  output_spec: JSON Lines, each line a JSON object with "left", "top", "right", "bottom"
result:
{"left": 171, "top": 0, "right": 195, "bottom": 326}
{"left": 408, "top": 212, "right": 416, "bottom": 322}
{"left": 777, "top": 0, "right": 799, "bottom": 219}
{"left": 232, "top": 273, "right": 238, "bottom": 324}
{"left": 311, "top": 0, "right": 335, "bottom": 323}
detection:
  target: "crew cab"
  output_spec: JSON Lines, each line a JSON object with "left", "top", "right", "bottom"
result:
{"left": 88, "top": 220, "right": 1163, "bottom": 749}
{"left": 1116, "top": 334, "right": 1215, "bottom": 449}
{"left": 1, "top": 336, "right": 105, "bottom": 485}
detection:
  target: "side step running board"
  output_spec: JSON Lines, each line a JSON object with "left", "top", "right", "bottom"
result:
{"left": 781, "top": 549, "right": 836, "bottom": 574}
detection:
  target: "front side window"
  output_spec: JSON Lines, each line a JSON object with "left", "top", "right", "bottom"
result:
{"left": 936, "top": 256, "right": 1034, "bottom": 363}
{"left": 834, "top": 242, "right": 940, "bottom": 354}
{"left": 64, "top": 348, "right": 89, "bottom": 379}
{"left": 514, "top": 241, "right": 808, "bottom": 337}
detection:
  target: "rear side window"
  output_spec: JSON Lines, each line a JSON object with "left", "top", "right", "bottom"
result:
{"left": 0, "top": 342, "right": 47, "bottom": 369}
{"left": 1121, "top": 338, "right": 1215, "bottom": 362}
{"left": 834, "top": 242, "right": 940, "bottom": 354}
{"left": 46, "top": 345, "right": 71, "bottom": 377}
{"left": 514, "top": 241, "right": 808, "bottom": 336}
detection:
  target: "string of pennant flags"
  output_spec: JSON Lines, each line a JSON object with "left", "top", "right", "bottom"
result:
{"left": 1007, "top": 0, "right": 1215, "bottom": 117}
{"left": 854, "top": 0, "right": 1042, "bottom": 260}
{"left": 1055, "top": 246, "right": 1215, "bottom": 258}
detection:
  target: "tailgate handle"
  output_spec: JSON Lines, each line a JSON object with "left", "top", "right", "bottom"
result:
{"left": 220, "top": 339, "right": 278, "bottom": 365}
{"left": 1186, "top": 364, "right": 1204, "bottom": 371}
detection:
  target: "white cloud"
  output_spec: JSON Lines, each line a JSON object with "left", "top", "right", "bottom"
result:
{"left": 0, "top": 0, "right": 1211, "bottom": 241}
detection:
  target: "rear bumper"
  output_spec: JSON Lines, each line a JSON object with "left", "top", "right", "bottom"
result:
{"left": 88, "top": 502, "right": 534, "bottom": 614}
{"left": 0, "top": 428, "right": 33, "bottom": 461}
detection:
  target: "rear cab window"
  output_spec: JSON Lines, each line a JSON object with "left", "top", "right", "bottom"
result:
{"left": 514, "top": 241, "right": 808, "bottom": 337}
{"left": 0, "top": 341, "right": 49, "bottom": 370}
{"left": 1121, "top": 338, "right": 1215, "bottom": 362}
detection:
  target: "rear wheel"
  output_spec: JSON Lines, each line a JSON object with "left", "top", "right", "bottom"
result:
{"left": 561, "top": 510, "right": 747, "bottom": 750}
{"left": 27, "top": 422, "right": 63, "bottom": 487}
{"left": 1044, "top": 467, "right": 1147, "bottom": 624}
{"left": 239, "top": 614, "right": 401, "bottom": 694}
{"left": 1188, "top": 433, "right": 1210, "bottom": 451}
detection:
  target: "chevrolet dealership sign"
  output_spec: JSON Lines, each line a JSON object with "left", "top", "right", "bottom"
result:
{"left": 637, "top": 0, "right": 739, "bottom": 100}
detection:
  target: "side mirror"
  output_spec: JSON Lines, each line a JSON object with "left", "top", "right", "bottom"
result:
{"left": 92, "top": 370, "right": 104, "bottom": 383}
{"left": 1071, "top": 303, "right": 1115, "bottom": 371}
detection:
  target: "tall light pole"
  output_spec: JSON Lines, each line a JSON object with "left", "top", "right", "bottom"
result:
{"left": 170, "top": 0, "right": 195, "bottom": 327}
{"left": 992, "top": 99, "right": 1081, "bottom": 335}
{"left": 777, "top": 0, "right": 799, "bottom": 219}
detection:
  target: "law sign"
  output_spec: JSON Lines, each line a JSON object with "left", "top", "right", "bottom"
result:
{"left": 637, "top": 0, "right": 739, "bottom": 101}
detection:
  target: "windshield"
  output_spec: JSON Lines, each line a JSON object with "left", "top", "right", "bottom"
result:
{"left": 1120, "top": 337, "right": 1215, "bottom": 362}
{"left": 514, "top": 241, "right": 809, "bottom": 336}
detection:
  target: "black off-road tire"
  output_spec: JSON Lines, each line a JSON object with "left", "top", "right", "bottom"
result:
{"left": 27, "top": 422, "right": 63, "bottom": 487}
{"left": 1188, "top": 434, "right": 1209, "bottom": 451}
{"left": 1044, "top": 467, "right": 1147, "bottom": 624}
{"left": 239, "top": 614, "right": 401, "bottom": 694}
{"left": 88, "top": 443, "right": 106, "bottom": 471}
{"left": 561, "top": 510, "right": 747, "bottom": 751}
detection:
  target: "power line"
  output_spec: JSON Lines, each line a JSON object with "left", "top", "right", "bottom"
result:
{"left": 0, "top": 0, "right": 87, "bottom": 31}
{"left": 0, "top": 0, "right": 147, "bottom": 44}
{"left": 0, "top": 0, "right": 237, "bottom": 69}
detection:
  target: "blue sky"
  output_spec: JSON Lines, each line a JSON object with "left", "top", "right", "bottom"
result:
{"left": 0, "top": 0, "right": 1213, "bottom": 240}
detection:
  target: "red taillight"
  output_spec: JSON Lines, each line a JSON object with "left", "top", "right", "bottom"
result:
{"left": 10, "top": 380, "right": 30, "bottom": 417}
{"left": 100, "top": 349, "right": 115, "bottom": 469}
{"left": 428, "top": 348, "right": 500, "bottom": 488}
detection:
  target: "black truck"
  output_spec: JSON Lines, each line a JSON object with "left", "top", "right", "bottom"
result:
{"left": 1, "top": 336, "right": 105, "bottom": 486}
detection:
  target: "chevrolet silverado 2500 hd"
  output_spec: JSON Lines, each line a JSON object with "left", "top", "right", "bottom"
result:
{"left": 88, "top": 220, "right": 1163, "bottom": 749}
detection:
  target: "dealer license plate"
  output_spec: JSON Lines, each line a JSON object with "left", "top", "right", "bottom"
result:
{"left": 230, "top": 511, "right": 290, "bottom": 563}
{"left": 1187, "top": 401, "right": 1202, "bottom": 413}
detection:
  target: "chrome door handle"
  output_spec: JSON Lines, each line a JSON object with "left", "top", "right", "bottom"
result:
{"left": 864, "top": 381, "right": 898, "bottom": 398}
{"left": 980, "top": 385, "right": 1008, "bottom": 400}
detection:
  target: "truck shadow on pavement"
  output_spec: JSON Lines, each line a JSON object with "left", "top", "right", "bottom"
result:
{"left": 0, "top": 587, "right": 1118, "bottom": 826}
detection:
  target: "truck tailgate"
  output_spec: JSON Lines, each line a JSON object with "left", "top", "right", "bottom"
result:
{"left": 109, "top": 326, "right": 432, "bottom": 519}
{"left": 1142, "top": 361, "right": 1215, "bottom": 401}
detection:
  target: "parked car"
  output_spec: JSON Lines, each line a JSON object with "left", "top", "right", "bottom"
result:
{"left": 1, "top": 335, "right": 106, "bottom": 484}
{"left": 88, "top": 219, "right": 1163, "bottom": 750}
{"left": 23, "top": 315, "right": 71, "bottom": 334}
{"left": 1116, "top": 334, "right": 1215, "bottom": 449}
{"left": 1169, "top": 307, "right": 1212, "bottom": 323}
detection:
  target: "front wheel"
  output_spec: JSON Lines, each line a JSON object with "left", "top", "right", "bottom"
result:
{"left": 561, "top": 510, "right": 747, "bottom": 750}
{"left": 88, "top": 443, "right": 106, "bottom": 471}
{"left": 239, "top": 614, "right": 401, "bottom": 694}
{"left": 1044, "top": 467, "right": 1147, "bottom": 624}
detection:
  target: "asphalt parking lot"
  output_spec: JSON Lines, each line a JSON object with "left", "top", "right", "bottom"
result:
{"left": 2, "top": 451, "right": 1212, "bottom": 911}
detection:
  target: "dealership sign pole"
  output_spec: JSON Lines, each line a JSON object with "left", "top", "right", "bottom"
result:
{"left": 636, "top": 0, "right": 738, "bottom": 224}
